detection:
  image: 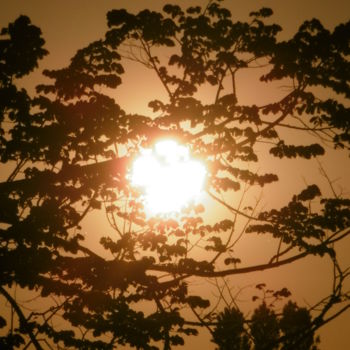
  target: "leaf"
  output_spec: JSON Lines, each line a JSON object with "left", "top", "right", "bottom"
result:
{"left": 0, "top": 316, "right": 6, "bottom": 328}
{"left": 256, "top": 283, "right": 266, "bottom": 290}
{"left": 186, "top": 295, "right": 210, "bottom": 308}
{"left": 270, "top": 141, "right": 325, "bottom": 159}
{"left": 297, "top": 185, "right": 321, "bottom": 201}
{"left": 249, "top": 7, "right": 273, "bottom": 18}
{"left": 224, "top": 257, "right": 241, "bottom": 265}
{"left": 273, "top": 287, "right": 291, "bottom": 299}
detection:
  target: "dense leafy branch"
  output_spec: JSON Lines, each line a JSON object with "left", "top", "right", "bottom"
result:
{"left": 1, "top": 2, "right": 350, "bottom": 349}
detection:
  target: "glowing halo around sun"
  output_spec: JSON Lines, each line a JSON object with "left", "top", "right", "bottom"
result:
{"left": 131, "top": 140, "right": 206, "bottom": 215}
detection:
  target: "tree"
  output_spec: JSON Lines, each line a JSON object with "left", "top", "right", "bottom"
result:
{"left": 1, "top": 1, "right": 350, "bottom": 349}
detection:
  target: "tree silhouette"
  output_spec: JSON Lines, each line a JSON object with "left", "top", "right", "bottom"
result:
{"left": 1, "top": 2, "right": 350, "bottom": 349}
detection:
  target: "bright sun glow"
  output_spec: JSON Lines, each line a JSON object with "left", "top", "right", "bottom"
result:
{"left": 131, "top": 140, "right": 206, "bottom": 215}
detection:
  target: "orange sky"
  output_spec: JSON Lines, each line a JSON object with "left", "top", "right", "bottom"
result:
{"left": 1, "top": 1, "right": 350, "bottom": 349}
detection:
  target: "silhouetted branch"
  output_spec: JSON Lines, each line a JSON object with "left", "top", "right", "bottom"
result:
{"left": 149, "top": 251, "right": 309, "bottom": 277}
{"left": 0, "top": 286, "right": 43, "bottom": 350}
{"left": 0, "top": 157, "right": 128, "bottom": 195}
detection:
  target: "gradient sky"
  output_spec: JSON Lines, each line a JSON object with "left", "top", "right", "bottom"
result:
{"left": 1, "top": 1, "right": 350, "bottom": 349}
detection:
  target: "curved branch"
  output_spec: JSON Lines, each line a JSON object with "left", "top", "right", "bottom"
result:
{"left": 0, "top": 286, "right": 43, "bottom": 350}
{"left": 0, "top": 157, "right": 129, "bottom": 197}
{"left": 139, "top": 38, "right": 173, "bottom": 100}
{"left": 149, "top": 250, "right": 309, "bottom": 278}
{"left": 261, "top": 120, "right": 333, "bottom": 132}
{"left": 206, "top": 190, "right": 262, "bottom": 221}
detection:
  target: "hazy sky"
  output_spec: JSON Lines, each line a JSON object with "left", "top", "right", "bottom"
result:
{"left": 1, "top": 1, "right": 350, "bottom": 349}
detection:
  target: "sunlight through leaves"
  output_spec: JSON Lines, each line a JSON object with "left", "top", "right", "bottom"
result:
{"left": 131, "top": 140, "right": 206, "bottom": 215}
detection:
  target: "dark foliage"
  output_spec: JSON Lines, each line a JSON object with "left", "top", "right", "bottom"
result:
{"left": 0, "top": 2, "right": 349, "bottom": 349}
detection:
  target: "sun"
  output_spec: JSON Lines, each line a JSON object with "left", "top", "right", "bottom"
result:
{"left": 131, "top": 140, "right": 206, "bottom": 215}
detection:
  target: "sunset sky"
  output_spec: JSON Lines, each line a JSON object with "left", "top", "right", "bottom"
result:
{"left": 1, "top": 0, "right": 350, "bottom": 349}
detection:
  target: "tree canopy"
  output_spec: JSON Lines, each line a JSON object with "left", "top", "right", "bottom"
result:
{"left": 0, "top": 1, "right": 350, "bottom": 349}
